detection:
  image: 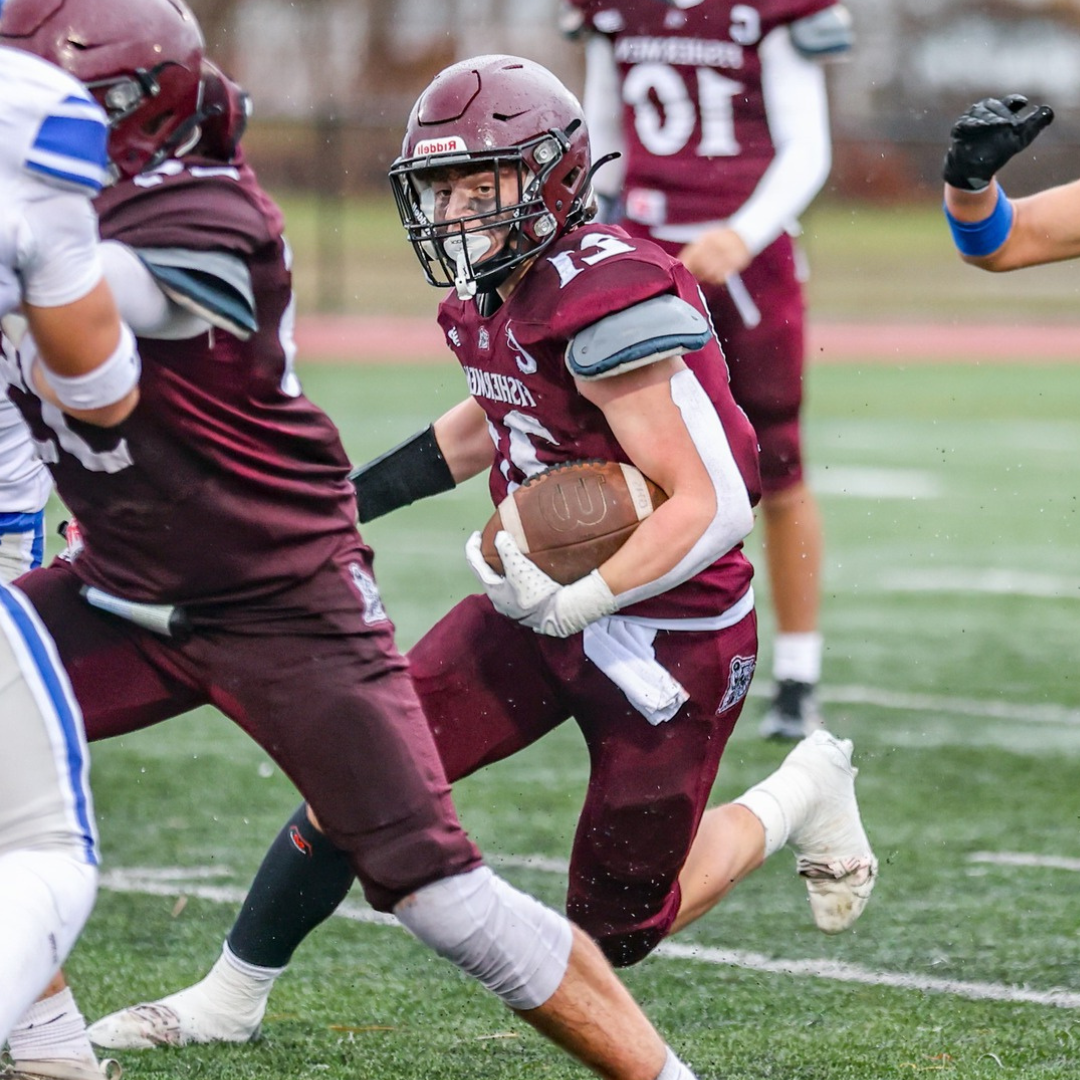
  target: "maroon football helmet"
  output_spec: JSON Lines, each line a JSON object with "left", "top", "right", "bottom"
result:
{"left": 0, "top": 0, "right": 205, "bottom": 179}
{"left": 389, "top": 54, "right": 594, "bottom": 296}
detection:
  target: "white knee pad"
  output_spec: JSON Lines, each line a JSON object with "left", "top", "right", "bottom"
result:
{"left": 394, "top": 866, "right": 572, "bottom": 1011}
{"left": 0, "top": 850, "right": 97, "bottom": 1043}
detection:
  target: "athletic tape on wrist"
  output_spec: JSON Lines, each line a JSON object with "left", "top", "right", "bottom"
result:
{"left": 38, "top": 322, "right": 140, "bottom": 411}
{"left": 944, "top": 186, "right": 1014, "bottom": 257}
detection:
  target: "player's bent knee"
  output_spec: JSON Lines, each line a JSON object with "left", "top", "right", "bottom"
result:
{"left": 0, "top": 850, "right": 97, "bottom": 986}
{"left": 394, "top": 866, "right": 572, "bottom": 1010}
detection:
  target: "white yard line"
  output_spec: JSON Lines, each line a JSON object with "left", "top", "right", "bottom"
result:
{"left": 653, "top": 941, "right": 1080, "bottom": 1009}
{"left": 745, "top": 681, "right": 1080, "bottom": 726}
{"left": 99, "top": 865, "right": 1080, "bottom": 1011}
{"left": 880, "top": 568, "right": 1080, "bottom": 600}
{"left": 968, "top": 851, "right": 1080, "bottom": 872}
{"left": 809, "top": 466, "right": 943, "bottom": 500}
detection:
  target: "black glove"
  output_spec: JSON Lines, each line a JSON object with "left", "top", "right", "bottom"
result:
{"left": 943, "top": 94, "right": 1054, "bottom": 191}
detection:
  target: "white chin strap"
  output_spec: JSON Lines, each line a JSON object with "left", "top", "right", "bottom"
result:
{"left": 443, "top": 234, "right": 493, "bottom": 300}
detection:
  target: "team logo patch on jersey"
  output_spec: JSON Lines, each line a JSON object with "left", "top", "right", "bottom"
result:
{"left": 506, "top": 323, "right": 538, "bottom": 374}
{"left": 478, "top": 327, "right": 490, "bottom": 351}
{"left": 718, "top": 654, "right": 756, "bottom": 713}
{"left": 447, "top": 326, "right": 461, "bottom": 348}
{"left": 349, "top": 563, "right": 388, "bottom": 625}
{"left": 414, "top": 136, "right": 468, "bottom": 156}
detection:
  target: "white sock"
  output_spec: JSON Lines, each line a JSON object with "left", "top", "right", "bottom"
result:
{"left": 161, "top": 943, "right": 281, "bottom": 1025}
{"left": 772, "top": 631, "right": 822, "bottom": 684}
{"left": 219, "top": 942, "right": 285, "bottom": 987}
{"left": 654, "top": 1046, "right": 697, "bottom": 1080}
{"left": 8, "top": 988, "right": 96, "bottom": 1063}
{"left": 733, "top": 756, "right": 820, "bottom": 859}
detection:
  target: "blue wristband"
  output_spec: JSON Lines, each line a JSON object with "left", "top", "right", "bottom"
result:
{"left": 944, "top": 186, "right": 1014, "bottom": 257}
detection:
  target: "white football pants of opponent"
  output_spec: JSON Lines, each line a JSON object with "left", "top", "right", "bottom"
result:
{"left": 0, "top": 582, "right": 98, "bottom": 1042}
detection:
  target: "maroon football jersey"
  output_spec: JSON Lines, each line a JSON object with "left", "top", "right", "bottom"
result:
{"left": 568, "top": 0, "right": 834, "bottom": 224}
{"left": 437, "top": 223, "right": 759, "bottom": 620}
{"left": 8, "top": 155, "right": 359, "bottom": 607}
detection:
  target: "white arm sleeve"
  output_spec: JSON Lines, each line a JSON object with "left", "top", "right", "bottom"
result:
{"left": 583, "top": 34, "right": 626, "bottom": 200}
{"left": 99, "top": 241, "right": 210, "bottom": 340}
{"left": 614, "top": 370, "right": 755, "bottom": 609}
{"left": 726, "top": 26, "right": 832, "bottom": 257}
{"left": 18, "top": 190, "right": 102, "bottom": 308}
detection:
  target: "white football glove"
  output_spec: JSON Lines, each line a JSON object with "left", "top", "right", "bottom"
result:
{"left": 465, "top": 529, "right": 617, "bottom": 638}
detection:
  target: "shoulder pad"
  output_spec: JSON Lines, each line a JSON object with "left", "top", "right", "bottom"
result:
{"left": 789, "top": 5, "right": 854, "bottom": 59}
{"left": 566, "top": 294, "right": 711, "bottom": 381}
{"left": 136, "top": 247, "right": 257, "bottom": 339}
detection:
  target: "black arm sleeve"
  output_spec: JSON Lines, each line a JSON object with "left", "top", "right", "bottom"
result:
{"left": 349, "top": 424, "right": 456, "bottom": 523}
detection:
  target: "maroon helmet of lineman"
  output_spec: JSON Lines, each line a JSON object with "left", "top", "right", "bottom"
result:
{"left": 0, "top": 0, "right": 205, "bottom": 179}
{"left": 389, "top": 54, "right": 594, "bottom": 296}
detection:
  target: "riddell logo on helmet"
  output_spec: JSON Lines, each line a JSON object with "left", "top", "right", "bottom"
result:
{"left": 415, "top": 136, "right": 468, "bottom": 155}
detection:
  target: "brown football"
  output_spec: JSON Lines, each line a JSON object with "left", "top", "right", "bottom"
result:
{"left": 481, "top": 460, "right": 668, "bottom": 586}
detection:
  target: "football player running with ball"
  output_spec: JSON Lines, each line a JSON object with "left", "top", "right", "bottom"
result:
{"left": 90, "top": 55, "right": 878, "bottom": 1074}
{"left": 0, "top": 3, "right": 735, "bottom": 1077}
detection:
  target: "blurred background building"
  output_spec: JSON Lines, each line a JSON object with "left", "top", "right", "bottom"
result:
{"left": 189, "top": 0, "right": 1080, "bottom": 200}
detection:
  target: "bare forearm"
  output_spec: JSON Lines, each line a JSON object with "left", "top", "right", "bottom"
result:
{"left": 599, "top": 489, "right": 716, "bottom": 597}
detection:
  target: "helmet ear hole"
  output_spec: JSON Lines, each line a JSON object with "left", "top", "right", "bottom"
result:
{"left": 561, "top": 165, "right": 583, "bottom": 198}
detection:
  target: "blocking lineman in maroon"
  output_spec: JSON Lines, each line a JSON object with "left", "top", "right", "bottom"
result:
{"left": 9, "top": 152, "right": 481, "bottom": 912}
{"left": 14, "top": 158, "right": 357, "bottom": 606}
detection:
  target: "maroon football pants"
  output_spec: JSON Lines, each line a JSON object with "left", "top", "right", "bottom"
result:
{"left": 16, "top": 554, "right": 481, "bottom": 912}
{"left": 410, "top": 593, "right": 758, "bottom": 966}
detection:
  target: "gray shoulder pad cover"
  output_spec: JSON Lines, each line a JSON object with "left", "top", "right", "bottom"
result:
{"left": 789, "top": 4, "right": 854, "bottom": 59}
{"left": 136, "top": 247, "right": 257, "bottom": 340}
{"left": 566, "top": 294, "right": 712, "bottom": 381}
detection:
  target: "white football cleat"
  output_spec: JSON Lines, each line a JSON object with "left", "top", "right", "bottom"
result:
{"left": 0, "top": 1053, "right": 120, "bottom": 1080}
{"left": 88, "top": 990, "right": 261, "bottom": 1051}
{"left": 89, "top": 947, "right": 274, "bottom": 1050}
{"left": 782, "top": 730, "right": 878, "bottom": 933}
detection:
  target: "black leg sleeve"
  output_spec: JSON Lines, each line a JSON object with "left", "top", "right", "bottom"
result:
{"left": 226, "top": 803, "right": 356, "bottom": 969}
